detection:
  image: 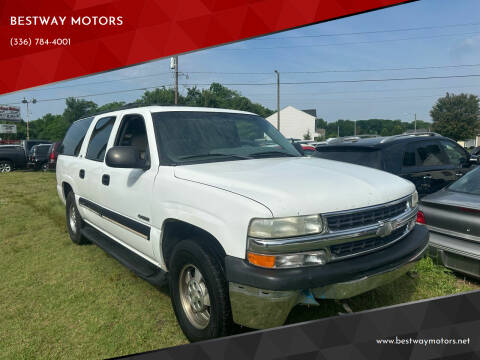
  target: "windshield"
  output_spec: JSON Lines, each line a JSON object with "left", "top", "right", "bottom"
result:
{"left": 152, "top": 111, "right": 301, "bottom": 164}
{"left": 314, "top": 148, "right": 381, "bottom": 169}
{"left": 449, "top": 167, "right": 480, "bottom": 195}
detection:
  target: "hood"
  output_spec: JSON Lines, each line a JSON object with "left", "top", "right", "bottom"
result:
{"left": 174, "top": 157, "right": 415, "bottom": 217}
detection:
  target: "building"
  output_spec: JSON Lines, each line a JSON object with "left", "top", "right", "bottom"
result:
{"left": 266, "top": 106, "right": 319, "bottom": 140}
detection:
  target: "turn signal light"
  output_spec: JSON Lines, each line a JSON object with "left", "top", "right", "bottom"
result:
{"left": 416, "top": 210, "right": 426, "bottom": 224}
{"left": 247, "top": 252, "right": 276, "bottom": 268}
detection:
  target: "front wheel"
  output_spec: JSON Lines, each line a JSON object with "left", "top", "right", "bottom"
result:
{"left": 169, "top": 239, "right": 232, "bottom": 342}
{"left": 0, "top": 160, "right": 13, "bottom": 173}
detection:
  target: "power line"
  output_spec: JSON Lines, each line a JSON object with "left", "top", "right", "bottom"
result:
{"left": 9, "top": 74, "right": 480, "bottom": 104}
{"left": 220, "top": 31, "right": 480, "bottom": 51}
{"left": 18, "top": 63, "right": 480, "bottom": 93}
{"left": 251, "top": 21, "right": 480, "bottom": 40}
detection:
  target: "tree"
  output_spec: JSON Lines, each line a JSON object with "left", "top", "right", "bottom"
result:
{"left": 303, "top": 129, "right": 312, "bottom": 140}
{"left": 63, "top": 97, "right": 98, "bottom": 124}
{"left": 430, "top": 93, "right": 480, "bottom": 141}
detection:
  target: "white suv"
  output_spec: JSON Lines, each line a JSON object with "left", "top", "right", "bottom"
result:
{"left": 56, "top": 106, "right": 429, "bottom": 341}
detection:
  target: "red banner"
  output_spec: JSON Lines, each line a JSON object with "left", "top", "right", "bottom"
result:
{"left": 0, "top": 0, "right": 413, "bottom": 94}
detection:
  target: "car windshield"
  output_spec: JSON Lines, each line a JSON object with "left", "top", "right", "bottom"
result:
{"left": 449, "top": 167, "right": 480, "bottom": 195}
{"left": 152, "top": 111, "right": 301, "bottom": 164}
{"left": 314, "top": 148, "right": 381, "bottom": 169}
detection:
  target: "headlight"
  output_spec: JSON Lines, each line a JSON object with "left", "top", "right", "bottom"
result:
{"left": 247, "top": 250, "right": 327, "bottom": 269}
{"left": 411, "top": 190, "right": 418, "bottom": 208}
{"left": 248, "top": 214, "right": 324, "bottom": 239}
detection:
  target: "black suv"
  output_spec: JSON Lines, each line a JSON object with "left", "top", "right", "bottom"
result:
{"left": 314, "top": 132, "right": 476, "bottom": 196}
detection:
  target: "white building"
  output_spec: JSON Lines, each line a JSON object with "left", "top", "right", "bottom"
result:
{"left": 266, "top": 106, "right": 318, "bottom": 140}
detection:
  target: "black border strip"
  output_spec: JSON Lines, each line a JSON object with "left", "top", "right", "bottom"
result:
{"left": 78, "top": 197, "right": 150, "bottom": 240}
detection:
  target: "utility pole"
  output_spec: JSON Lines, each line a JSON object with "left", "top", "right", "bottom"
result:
{"left": 337, "top": 120, "right": 340, "bottom": 137}
{"left": 21, "top": 98, "right": 36, "bottom": 140}
{"left": 174, "top": 56, "right": 179, "bottom": 105}
{"left": 354, "top": 120, "right": 357, "bottom": 136}
{"left": 414, "top": 113, "right": 417, "bottom": 133}
{"left": 274, "top": 70, "right": 280, "bottom": 131}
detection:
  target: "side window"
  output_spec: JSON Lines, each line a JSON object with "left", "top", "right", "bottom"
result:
{"left": 85, "top": 116, "right": 116, "bottom": 162}
{"left": 114, "top": 114, "right": 149, "bottom": 160}
{"left": 59, "top": 117, "right": 94, "bottom": 156}
{"left": 440, "top": 140, "right": 467, "bottom": 167}
{"left": 403, "top": 141, "right": 449, "bottom": 168}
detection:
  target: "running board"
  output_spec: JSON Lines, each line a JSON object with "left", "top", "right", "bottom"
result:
{"left": 81, "top": 225, "right": 168, "bottom": 287}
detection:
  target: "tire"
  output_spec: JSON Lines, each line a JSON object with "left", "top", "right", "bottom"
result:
{"left": 0, "top": 160, "right": 13, "bottom": 173}
{"left": 169, "top": 239, "right": 232, "bottom": 342}
{"left": 41, "top": 163, "right": 49, "bottom": 172}
{"left": 65, "top": 191, "right": 89, "bottom": 245}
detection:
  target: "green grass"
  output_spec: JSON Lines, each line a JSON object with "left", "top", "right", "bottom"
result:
{"left": 0, "top": 172, "right": 478, "bottom": 359}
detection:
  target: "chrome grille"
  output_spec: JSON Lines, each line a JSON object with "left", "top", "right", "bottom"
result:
{"left": 329, "top": 225, "right": 407, "bottom": 258}
{"left": 326, "top": 201, "right": 407, "bottom": 232}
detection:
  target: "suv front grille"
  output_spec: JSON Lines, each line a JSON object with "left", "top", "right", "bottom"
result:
{"left": 326, "top": 201, "right": 407, "bottom": 232}
{"left": 329, "top": 225, "right": 407, "bottom": 258}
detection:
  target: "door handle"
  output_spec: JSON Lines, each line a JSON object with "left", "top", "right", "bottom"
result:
{"left": 79, "top": 169, "right": 85, "bottom": 179}
{"left": 455, "top": 172, "right": 463, "bottom": 177}
{"left": 422, "top": 175, "right": 432, "bottom": 179}
{"left": 102, "top": 174, "right": 110, "bottom": 186}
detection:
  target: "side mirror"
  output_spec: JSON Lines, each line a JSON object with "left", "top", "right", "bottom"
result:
{"left": 106, "top": 146, "right": 148, "bottom": 169}
{"left": 470, "top": 155, "right": 479, "bottom": 165}
{"left": 292, "top": 141, "right": 305, "bottom": 156}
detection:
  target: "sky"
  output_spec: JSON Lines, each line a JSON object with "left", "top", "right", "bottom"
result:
{"left": 1, "top": 0, "right": 480, "bottom": 124}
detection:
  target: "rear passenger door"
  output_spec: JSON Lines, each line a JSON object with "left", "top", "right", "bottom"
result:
{"left": 75, "top": 115, "right": 117, "bottom": 227}
{"left": 399, "top": 140, "right": 455, "bottom": 196}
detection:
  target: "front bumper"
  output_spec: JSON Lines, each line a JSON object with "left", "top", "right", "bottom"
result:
{"left": 227, "top": 225, "right": 429, "bottom": 329}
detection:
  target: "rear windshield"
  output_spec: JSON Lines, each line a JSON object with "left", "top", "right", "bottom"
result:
{"left": 449, "top": 167, "right": 480, "bottom": 195}
{"left": 315, "top": 148, "right": 381, "bottom": 169}
{"left": 36, "top": 146, "right": 50, "bottom": 155}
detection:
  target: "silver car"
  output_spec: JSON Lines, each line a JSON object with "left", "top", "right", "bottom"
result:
{"left": 420, "top": 167, "right": 480, "bottom": 278}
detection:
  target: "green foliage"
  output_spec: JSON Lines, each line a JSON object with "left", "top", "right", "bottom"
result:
{"left": 430, "top": 93, "right": 480, "bottom": 141}
{"left": 62, "top": 97, "right": 98, "bottom": 124}
{"left": 303, "top": 129, "right": 312, "bottom": 140}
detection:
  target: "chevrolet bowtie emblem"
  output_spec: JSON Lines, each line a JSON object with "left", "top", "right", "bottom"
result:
{"left": 376, "top": 221, "right": 393, "bottom": 237}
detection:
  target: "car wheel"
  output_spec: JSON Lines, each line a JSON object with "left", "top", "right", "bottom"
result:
{"left": 41, "top": 163, "right": 49, "bottom": 172}
{"left": 169, "top": 239, "right": 232, "bottom": 342}
{"left": 0, "top": 160, "right": 13, "bottom": 173}
{"left": 65, "top": 191, "right": 89, "bottom": 245}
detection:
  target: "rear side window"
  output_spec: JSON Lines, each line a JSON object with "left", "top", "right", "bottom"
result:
{"left": 59, "top": 117, "right": 94, "bottom": 156}
{"left": 85, "top": 116, "right": 116, "bottom": 162}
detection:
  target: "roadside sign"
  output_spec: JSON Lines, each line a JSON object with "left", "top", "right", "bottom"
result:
{"left": 0, "top": 124, "right": 17, "bottom": 134}
{"left": 0, "top": 105, "right": 22, "bottom": 122}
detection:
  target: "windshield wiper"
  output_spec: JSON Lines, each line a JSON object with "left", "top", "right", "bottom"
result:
{"left": 178, "top": 153, "right": 251, "bottom": 161}
{"left": 250, "top": 151, "right": 297, "bottom": 158}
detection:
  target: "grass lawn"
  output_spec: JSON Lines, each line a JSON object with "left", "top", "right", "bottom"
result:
{"left": 1, "top": 172, "right": 478, "bottom": 359}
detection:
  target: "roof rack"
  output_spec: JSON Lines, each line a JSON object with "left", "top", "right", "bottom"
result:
{"left": 380, "top": 131, "right": 440, "bottom": 143}
{"left": 78, "top": 102, "right": 183, "bottom": 120}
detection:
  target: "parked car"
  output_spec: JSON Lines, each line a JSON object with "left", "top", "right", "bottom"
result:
{"left": 56, "top": 106, "right": 428, "bottom": 341}
{"left": 301, "top": 144, "right": 317, "bottom": 156}
{"left": 46, "top": 142, "right": 60, "bottom": 171}
{"left": 27, "top": 144, "right": 52, "bottom": 170}
{"left": 0, "top": 139, "right": 51, "bottom": 172}
{"left": 419, "top": 167, "right": 480, "bottom": 279}
{"left": 314, "top": 132, "right": 476, "bottom": 197}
